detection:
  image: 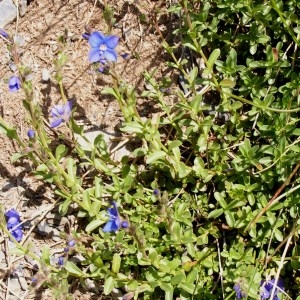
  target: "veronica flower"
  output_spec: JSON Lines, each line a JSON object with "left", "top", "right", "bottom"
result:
{"left": 260, "top": 278, "right": 284, "bottom": 300}
{"left": 103, "top": 202, "right": 129, "bottom": 232}
{"left": 88, "top": 31, "right": 119, "bottom": 63}
{"left": 233, "top": 283, "right": 247, "bottom": 299}
{"left": 50, "top": 100, "right": 72, "bottom": 128}
{"left": 8, "top": 76, "right": 21, "bottom": 92}
{"left": 68, "top": 240, "right": 75, "bottom": 247}
{"left": 5, "top": 209, "right": 23, "bottom": 242}
{"left": 57, "top": 256, "right": 64, "bottom": 266}
{"left": 0, "top": 28, "right": 9, "bottom": 38}
{"left": 153, "top": 189, "right": 160, "bottom": 196}
{"left": 27, "top": 129, "right": 35, "bottom": 138}
{"left": 120, "top": 53, "right": 130, "bottom": 60}
{"left": 82, "top": 32, "right": 91, "bottom": 40}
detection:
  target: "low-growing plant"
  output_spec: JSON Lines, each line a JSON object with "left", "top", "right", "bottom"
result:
{"left": 1, "top": 0, "right": 300, "bottom": 299}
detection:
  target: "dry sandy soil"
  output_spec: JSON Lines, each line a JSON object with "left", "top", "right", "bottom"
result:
{"left": 0, "top": 0, "right": 176, "bottom": 298}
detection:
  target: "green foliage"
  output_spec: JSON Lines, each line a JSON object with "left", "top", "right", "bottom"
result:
{"left": 1, "top": 0, "right": 300, "bottom": 299}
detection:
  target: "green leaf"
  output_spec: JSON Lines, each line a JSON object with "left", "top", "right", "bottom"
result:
{"left": 207, "top": 48, "right": 220, "bottom": 69}
{"left": 179, "top": 282, "right": 195, "bottom": 294}
{"left": 85, "top": 219, "right": 104, "bottom": 232}
{"left": 160, "top": 282, "right": 173, "bottom": 292}
{"left": 103, "top": 276, "right": 115, "bottom": 295}
{"left": 220, "top": 79, "right": 236, "bottom": 87}
{"left": 168, "top": 140, "right": 182, "bottom": 150}
{"left": 225, "top": 211, "right": 235, "bottom": 228}
{"left": 82, "top": 189, "right": 92, "bottom": 211}
{"left": 55, "top": 144, "right": 67, "bottom": 162}
{"left": 10, "top": 152, "right": 25, "bottom": 163}
{"left": 0, "top": 117, "right": 19, "bottom": 140}
{"left": 146, "top": 151, "right": 167, "bottom": 164}
{"left": 121, "top": 121, "right": 144, "bottom": 134}
{"left": 207, "top": 208, "right": 224, "bottom": 219}
{"left": 102, "top": 87, "right": 118, "bottom": 98}
{"left": 171, "top": 272, "right": 186, "bottom": 285}
{"left": 65, "top": 261, "right": 85, "bottom": 277}
{"left": 112, "top": 253, "right": 121, "bottom": 273}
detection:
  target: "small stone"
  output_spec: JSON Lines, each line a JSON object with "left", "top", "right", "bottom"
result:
{"left": 18, "top": 275, "right": 28, "bottom": 291}
{"left": 41, "top": 68, "right": 50, "bottom": 82}
{"left": 8, "top": 278, "right": 22, "bottom": 299}
{"left": 18, "top": 0, "right": 27, "bottom": 17}
{"left": 36, "top": 221, "right": 53, "bottom": 237}
{"left": 0, "top": 0, "right": 17, "bottom": 28}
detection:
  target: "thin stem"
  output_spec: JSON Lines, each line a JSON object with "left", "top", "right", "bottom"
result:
{"left": 245, "top": 162, "right": 300, "bottom": 231}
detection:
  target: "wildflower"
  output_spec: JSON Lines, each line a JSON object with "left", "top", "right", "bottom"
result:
{"left": 103, "top": 202, "right": 129, "bottom": 232}
{"left": 27, "top": 129, "right": 35, "bottom": 138}
{"left": 260, "top": 278, "right": 284, "bottom": 300}
{"left": 57, "top": 256, "right": 64, "bottom": 266}
{"left": 0, "top": 28, "right": 9, "bottom": 38}
{"left": 8, "top": 75, "right": 21, "bottom": 92}
{"left": 68, "top": 240, "right": 75, "bottom": 247}
{"left": 82, "top": 32, "right": 91, "bottom": 40}
{"left": 120, "top": 53, "right": 130, "bottom": 60}
{"left": 5, "top": 209, "right": 23, "bottom": 242}
{"left": 50, "top": 100, "right": 72, "bottom": 128}
{"left": 234, "top": 283, "right": 247, "bottom": 299}
{"left": 153, "top": 189, "right": 160, "bottom": 196}
{"left": 88, "top": 31, "right": 119, "bottom": 63}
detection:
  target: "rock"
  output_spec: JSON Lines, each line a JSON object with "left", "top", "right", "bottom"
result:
{"left": 0, "top": 0, "right": 17, "bottom": 28}
{"left": 7, "top": 278, "right": 22, "bottom": 300}
{"left": 18, "top": 275, "right": 28, "bottom": 291}
{"left": 18, "top": 0, "right": 27, "bottom": 17}
{"left": 41, "top": 68, "right": 50, "bottom": 82}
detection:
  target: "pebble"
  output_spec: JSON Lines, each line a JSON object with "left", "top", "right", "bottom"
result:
{"left": 0, "top": 0, "right": 27, "bottom": 28}
{"left": 0, "top": 0, "right": 17, "bottom": 28}
{"left": 7, "top": 278, "right": 22, "bottom": 300}
{"left": 41, "top": 68, "right": 51, "bottom": 82}
{"left": 18, "top": 0, "right": 27, "bottom": 17}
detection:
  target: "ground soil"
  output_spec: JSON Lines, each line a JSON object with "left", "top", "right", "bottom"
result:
{"left": 0, "top": 0, "right": 176, "bottom": 298}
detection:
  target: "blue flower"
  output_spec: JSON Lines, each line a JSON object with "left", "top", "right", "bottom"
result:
{"left": 5, "top": 209, "right": 23, "bottom": 242}
{"left": 68, "top": 240, "right": 75, "bottom": 247}
{"left": 153, "top": 189, "right": 160, "bottom": 196}
{"left": 260, "top": 278, "right": 284, "bottom": 300}
{"left": 103, "top": 202, "right": 129, "bottom": 232}
{"left": 0, "top": 28, "right": 9, "bottom": 38}
{"left": 82, "top": 32, "right": 91, "bottom": 40}
{"left": 8, "top": 76, "right": 21, "bottom": 92}
{"left": 27, "top": 129, "right": 35, "bottom": 138}
{"left": 120, "top": 53, "right": 130, "bottom": 60}
{"left": 50, "top": 100, "right": 72, "bottom": 128}
{"left": 57, "top": 256, "right": 64, "bottom": 266}
{"left": 88, "top": 32, "right": 119, "bottom": 63}
{"left": 234, "top": 283, "right": 247, "bottom": 299}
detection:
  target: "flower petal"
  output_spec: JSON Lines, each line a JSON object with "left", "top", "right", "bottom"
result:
{"left": 89, "top": 32, "right": 105, "bottom": 48}
{"left": 11, "top": 228, "right": 23, "bottom": 241}
{"left": 104, "top": 35, "right": 119, "bottom": 49}
{"left": 7, "top": 217, "right": 20, "bottom": 228}
{"left": 8, "top": 76, "right": 20, "bottom": 92}
{"left": 88, "top": 48, "right": 101, "bottom": 63}
{"left": 51, "top": 105, "right": 64, "bottom": 117}
{"left": 82, "top": 33, "right": 90, "bottom": 40}
{"left": 104, "top": 49, "right": 117, "bottom": 62}
{"left": 64, "top": 100, "right": 73, "bottom": 115}
{"left": 50, "top": 118, "right": 63, "bottom": 128}
{"left": 5, "top": 209, "right": 20, "bottom": 220}
{"left": 103, "top": 220, "right": 119, "bottom": 232}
